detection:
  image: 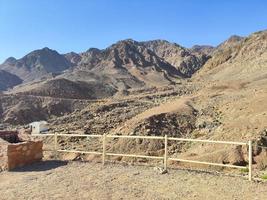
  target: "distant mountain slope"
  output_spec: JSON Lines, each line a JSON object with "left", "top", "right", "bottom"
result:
{"left": 215, "top": 35, "right": 244, "bottom": 52}
{"left": 71, "top": 39, "right": 185, "bottom": 89}
{"left": 0, "top": 47, "right": 72, "bottom": 82}
{"left": 190, "top": 45, "right": 215, "bottom": 55}
{"left": 0, "top": 39, "right": 211, "bottom": 91}
{"left": 64, "top": 52, "right": 82, "bottom": 65}
{"left": 78, "top": 48, "right": 103, "bottom": 69}
{"left": 141, "top": 40, "right": 210, "bottom": 77}
{"left": 195, "top": 31, "right": 267, "bottom": 81}
{"left": 0, "top": 70, "right": 22, "bottom": 91}
{"left": 12, "top": 78, "right": 117, "bottom": 99}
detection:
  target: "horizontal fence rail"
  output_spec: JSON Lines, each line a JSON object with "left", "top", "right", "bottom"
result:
{"left": 106, "top": 153, "right": 164, "bottom": 160}
{"left": 168, "top": 137, "right": 247, "bottom": 145}
{"left": 168, "top": 158, "right": 247, "bottom": 169}
{"left": 57, "top": 134, "right": 102, "bottom": 138}
{"left": 32, "top": 133, "right": 253, "bottom": 181}
{"left": 106, "top": 135, "right": 164, "bottom": 140}
{"left": 57, "top": 149, "right": 102, "bottom": 155}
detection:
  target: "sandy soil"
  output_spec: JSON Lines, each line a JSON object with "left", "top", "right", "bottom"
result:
{"left": 0, "top": 161, "right": 266, "bottom": 200}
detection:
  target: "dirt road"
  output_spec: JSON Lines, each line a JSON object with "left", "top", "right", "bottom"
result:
{"left": 0, "top": 161, "right": 266, "bottom": 200}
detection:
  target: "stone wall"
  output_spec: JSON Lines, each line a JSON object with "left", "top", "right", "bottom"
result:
{"left": 7, "top": 141, "right": 43, "bottom": 170}
{"left": 0, "top": 130, "right": 43, "bottom": 171}
{"left": 0, "top": 139, "right": 8, "bottom": 171}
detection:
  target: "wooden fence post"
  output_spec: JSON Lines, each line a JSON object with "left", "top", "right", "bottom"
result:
{"left": 102, "top": 134, "right": 106, "bottom": 165}
{"left": 54, "top": 132, "right": 58, "bottom": 152}
{"left": 248, "top": 140, "right": 252, "bottom": 181}
{"left": 164, "top": 135, "right": 168, "bottom": 170}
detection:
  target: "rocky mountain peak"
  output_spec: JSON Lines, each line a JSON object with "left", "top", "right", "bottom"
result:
{"left": 3, "top": 57, "right": 17, "bottom": 64}
{"left": 0, "top": 48, "right": 72, "bottom": 82}
{"left": 141, "top": 40, "right": 210, "bottom": 77}
{"left": 84, "top": 48, "right": 102, "bottom": 58}
{"left": 226, "top": 35, "right": 244, "bottom": 43}
{"left": 107, "top": 39, "right": 140, "bottom": 52}
{"left": 190, "top": 45, "right": 215, "bottom": 55}
{"left": 216, "top": 35, "right": 245, "bottom": 50}
{"left": 41, "top": 47, "right": 52, "bottom": 51}
{"left": 25, "top": 47, "right": 61, "bottom": 59}
{"left": 64, "top": 52, "right": 82, "bottom": 66}
{"left": 116, "top": 38, "right": 137, "bottom": 45}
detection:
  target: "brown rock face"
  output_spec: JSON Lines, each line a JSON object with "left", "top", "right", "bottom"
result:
{"left": 64, "top": 52, "right": 82, "bottom": 65}
{"left": 141, "top": 40, "right": 210, "bottom": 77}
{"left": 74, "top": 39, "right": 184, "bottom": 89}
{"left": 0, "top": 70, "right": 22, "bottom": 91}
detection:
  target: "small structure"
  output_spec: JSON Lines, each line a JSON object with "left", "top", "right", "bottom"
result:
{"left": 0, "top": 130, "right": 43, "bottom": 171}
{"left": 29, "top": 121, "right": 49, "bottom": 134}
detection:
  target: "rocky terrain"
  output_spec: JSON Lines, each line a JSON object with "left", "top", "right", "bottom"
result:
{"left": 0, "top": 29, "right": 267, "bottom": 177}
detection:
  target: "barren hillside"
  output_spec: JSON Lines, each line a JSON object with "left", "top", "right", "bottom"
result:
{"left": 10, "top": 78, "right": 117, "bottom": 100}
{"left": 195, "top": 30, "right": 267, "bottom": 81}
{"left": 0, "top": 70, "right": 22, "bottom": 91}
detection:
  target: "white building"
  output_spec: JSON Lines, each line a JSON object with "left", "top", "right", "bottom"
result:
{"left": 29, "top": 121, "right": 49, "bottom": 134}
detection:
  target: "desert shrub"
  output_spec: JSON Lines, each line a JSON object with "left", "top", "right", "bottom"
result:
{"left": 261, "top": 174, "right": 267, "bottom": 180}
{"left": 240, "top": 168, "right": 249, "bottom": 173}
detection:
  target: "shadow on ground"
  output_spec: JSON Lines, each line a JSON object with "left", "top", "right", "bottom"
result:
{"left": 11, "top": 160, "right": 68, "bottom": 172}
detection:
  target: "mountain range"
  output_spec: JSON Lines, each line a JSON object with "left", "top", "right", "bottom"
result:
{"left": 0, "top": 38, "right": 211, "bottom": 96}
{"left": 0, "top": 29, "right": 266, "bottom": 100}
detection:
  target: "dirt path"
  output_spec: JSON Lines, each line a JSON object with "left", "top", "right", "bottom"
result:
{"left": 0, "top": 161, "right": 266, "bottom": 200}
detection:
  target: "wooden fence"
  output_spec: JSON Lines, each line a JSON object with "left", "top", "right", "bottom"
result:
{"left": 32, "top": 133, "right": 253, "bottom": 181}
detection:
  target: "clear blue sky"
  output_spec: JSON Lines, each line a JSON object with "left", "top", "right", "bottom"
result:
{"left": 1, "top": 0, "right": 267, "bottom": 63}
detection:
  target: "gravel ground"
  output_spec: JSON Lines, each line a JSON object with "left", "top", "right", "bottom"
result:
{"left": 0, "top": 161, "right": 266, "bottom": 200}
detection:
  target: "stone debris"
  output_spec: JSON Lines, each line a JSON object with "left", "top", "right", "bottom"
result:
{"left": 153, "top": 166, "right": 168, "bottom": 174}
